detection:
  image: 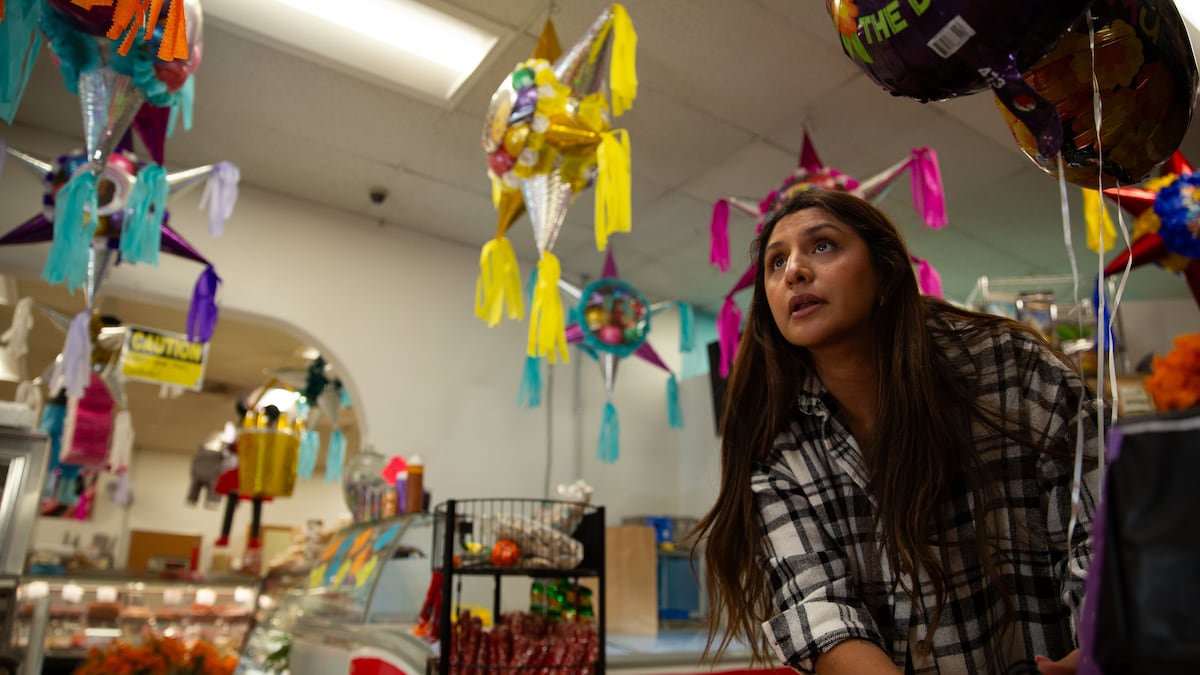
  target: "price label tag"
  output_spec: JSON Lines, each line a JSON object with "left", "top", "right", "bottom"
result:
{"left": 195, "top": 588, "right": 216, "bottom": 606}
{"left": 24, "top": 581, "right": 50, "bottom": 599}
{"left": 62, "top": 584, "right": 84, "bottom": 603}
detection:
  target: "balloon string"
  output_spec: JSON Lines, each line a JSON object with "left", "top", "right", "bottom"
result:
{"left": 1086, "top": 10, "right": 1116, "bottom": 500}
{"left": 1065, "top": 10, "right": 1103, "bottom": 583}
{"left": 1058, "top": 151, "right": 1087, "bottom": 582}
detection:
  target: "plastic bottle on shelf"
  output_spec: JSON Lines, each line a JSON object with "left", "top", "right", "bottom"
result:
{"left": 395, "top": 471, "right": 408, "bottom": 514}
{"left": 406, "top": 456, "right": 424, "bottom": 513}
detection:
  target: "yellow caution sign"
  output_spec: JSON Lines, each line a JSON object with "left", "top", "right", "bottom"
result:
{"left": 121, "top": 325, "right": 209, "bottom": 391}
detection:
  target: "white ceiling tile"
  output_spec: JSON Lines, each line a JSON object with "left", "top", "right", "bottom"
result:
{"left": 618, "top": 86, "right": 755, "bottom": 189}
{"left": 441, "top": 0, "right": 546, "bottom": 28}
{"left": 625, "top": 0, "right": 859, "bottom": 136}
{"left": 753, "top": 0, "right": 847, "bottom": 51}
{"left": 678, "top": 140, "right": 799, "bottom": 205}
{"left": 626, "top": 189, "right": 716, "bottom": 257}
{"left": 635, "top": 239, "right": 749, "bottom": 313}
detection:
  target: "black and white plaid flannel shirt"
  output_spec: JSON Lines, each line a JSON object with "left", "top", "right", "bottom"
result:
{"left": 755, "top": 318, "right": 1102, "bottom": 674}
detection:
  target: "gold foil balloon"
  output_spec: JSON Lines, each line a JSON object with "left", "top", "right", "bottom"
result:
{"left": 997, "top": 0, "right": 1198, "bottom": 187}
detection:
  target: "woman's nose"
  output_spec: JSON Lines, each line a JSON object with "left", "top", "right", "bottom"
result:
{"left": 786, "top": 258, "right": 808, "bottom": 283}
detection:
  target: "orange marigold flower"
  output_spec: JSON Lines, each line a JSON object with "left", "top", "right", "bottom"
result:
{"left": 1146, "top": 331, "right": 1200, "bottom": 411}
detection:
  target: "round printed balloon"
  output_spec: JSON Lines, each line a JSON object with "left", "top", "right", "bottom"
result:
{"left": 827, "top": 0, "right": 1091, "bottom": 100}
{"left": 997, "top": 0, "right": 1198, "bottom": 187}
{"left": 827, "top": 0, "right": 1092, "bottom": 157}
{"left": 576, "top": 279, "right": 651, "bottom": 357}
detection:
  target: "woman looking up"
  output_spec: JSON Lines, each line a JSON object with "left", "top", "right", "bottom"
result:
{"left": 692, "top": 190, "right": 1101, "bottom": 674}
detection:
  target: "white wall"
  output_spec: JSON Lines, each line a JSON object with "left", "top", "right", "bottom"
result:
{"left": 32, "top": 449, "right": 352, "bottom": 569}
{"left": 1116, "top": 297, "right": 1200, "bottom": 369}
{"left": 1, "top": 123, "right": 723, "bottom": 562}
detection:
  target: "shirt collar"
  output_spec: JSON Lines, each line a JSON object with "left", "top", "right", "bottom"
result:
{"left": 794, "top": 368, "right": 830, "bottom": 417}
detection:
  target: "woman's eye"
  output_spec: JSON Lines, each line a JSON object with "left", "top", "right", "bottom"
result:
{"left": 771, "top": 255, "right": 786, "bottom": 269}
{"left": 813, "top": 240, "right": 833, "bottom": 254}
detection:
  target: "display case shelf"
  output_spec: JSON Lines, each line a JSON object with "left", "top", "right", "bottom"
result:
{"left": 11, "top": 572, "right": 261, "bottom": 672}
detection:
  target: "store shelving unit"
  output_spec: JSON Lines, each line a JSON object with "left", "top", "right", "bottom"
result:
{"left": 432, "top": 498, "right": 606, "bottom": 675}
{"left": 967, "top": 273, "right": 1130, "bottom": 372}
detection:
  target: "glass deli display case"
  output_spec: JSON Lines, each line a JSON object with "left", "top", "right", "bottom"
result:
{"left": 0, "top": 427, "right": 50, "bottom": 577}
{"left": 12, "top": 573, "right": 261, "bottom": 668}
{"left": 238, "top": 512, "right": 436, "bottom": 675}
{"left": 240, "top": 502, "right": 608, "bottom": 675}
{"left": 0, "top": 426, "right": 50, "bottom": 674}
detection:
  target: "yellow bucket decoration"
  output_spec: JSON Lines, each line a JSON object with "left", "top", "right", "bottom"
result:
{"left": 237, "top": 408, "right": 302, "bottom": 498}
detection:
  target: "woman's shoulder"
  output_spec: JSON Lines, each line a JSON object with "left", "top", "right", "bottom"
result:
{"left": 925, "top": 302, "right": 1072, "bottom": 382}
{"left": 926, "top": 301, "right": 1052, "bottom": 353}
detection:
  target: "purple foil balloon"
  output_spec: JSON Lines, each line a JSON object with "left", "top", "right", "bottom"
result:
{"left": 829, "top": 0, "right": 1092, "bottom": 100}
{"left": 827, "top": 0, "right": 1093, "bottom": 156}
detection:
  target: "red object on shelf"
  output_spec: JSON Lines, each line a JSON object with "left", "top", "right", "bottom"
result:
{"left": 381, "top": 456, "right": 408, "bottom": 483}
{"left": 489, "top": 539, "right": 520, "bottom": 567}
{"left": 349, "top": 648, "right": 421, "bottom": 675}
{"left": 349, "top": 658, "right": 405, "bottom": 675}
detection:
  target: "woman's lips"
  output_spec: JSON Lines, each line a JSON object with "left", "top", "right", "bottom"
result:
{"left": 789, "top": 295, "right": 823, "bottom": 317}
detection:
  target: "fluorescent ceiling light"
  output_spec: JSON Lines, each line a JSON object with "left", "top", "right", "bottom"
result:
{"left": 204, "top": 0, "right": 503, "bottom": 102}
{"left": 276, "top": 0, "right": 496, "bottom": 73}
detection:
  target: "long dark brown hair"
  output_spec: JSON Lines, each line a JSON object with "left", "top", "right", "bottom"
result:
{"left": 690, "top": 190, "right": 1074, "bottom": 665}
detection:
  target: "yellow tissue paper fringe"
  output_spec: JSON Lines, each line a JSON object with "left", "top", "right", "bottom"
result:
{"left": 595, "top": 129, "right": 631, "bottom": 251}
{"left": 528, "top": 252, "right": 569, "bottom": 363}
{"left": 475, "top": 236, "right": 524, "bottom": 327}
{"left": 609, "top": 4, "right": 638, "bottom": 117}
{"left": 1082, "top": 188, "right": 1116, "bottom": 254}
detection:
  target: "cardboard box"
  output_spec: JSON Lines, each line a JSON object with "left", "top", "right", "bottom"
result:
{"left": 1086, "top": 375, "right": 1158, "bottom": 418}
